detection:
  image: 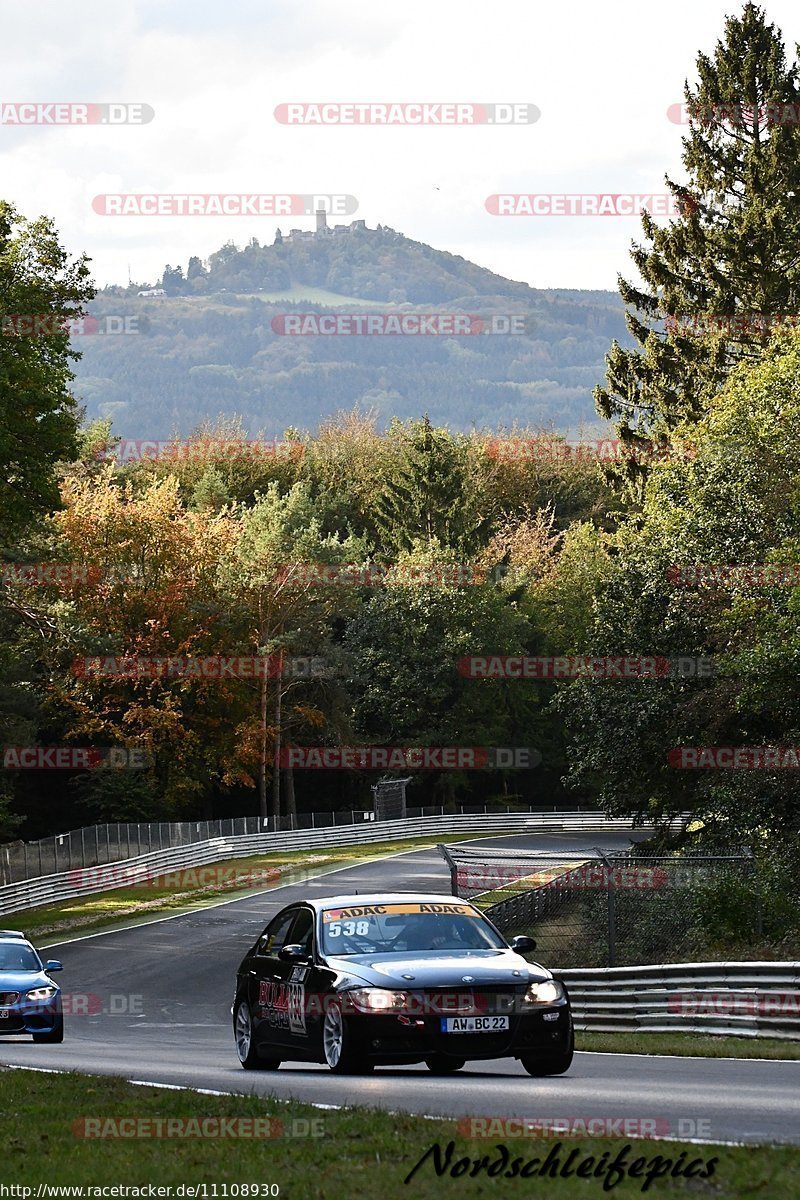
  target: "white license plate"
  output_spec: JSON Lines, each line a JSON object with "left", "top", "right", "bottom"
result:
{"left": 441, "top": 1015, "right": 509, "bottom": 1033}
{"left": 0, "top": 1009, "right": 8, "bottom": 1019}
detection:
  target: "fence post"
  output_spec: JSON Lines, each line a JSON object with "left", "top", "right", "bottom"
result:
{"left": 436, "top": 844, "right": 459, "bottom": 896}
{"left": 607, "top": 881, "right": 617, "bottom": 967}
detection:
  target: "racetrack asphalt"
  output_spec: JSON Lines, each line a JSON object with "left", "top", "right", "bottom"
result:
{"left": 1, "top": 830, "right": 797, "bottom": 1147}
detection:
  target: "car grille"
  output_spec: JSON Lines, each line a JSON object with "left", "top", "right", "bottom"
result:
{"left": 0, "top": 992, "right": 20, "bottom": 1006}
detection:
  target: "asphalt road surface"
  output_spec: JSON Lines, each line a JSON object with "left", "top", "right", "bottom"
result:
{"left": 1, "top": 831, "right": 798, "bottom": 1147}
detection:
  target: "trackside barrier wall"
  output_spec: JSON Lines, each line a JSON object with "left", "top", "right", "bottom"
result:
{"left": 556, "top": 962, "right": 800, "bottom": 1040}
{"left": 0, "top": 812, "right": 661, "bottom": 917}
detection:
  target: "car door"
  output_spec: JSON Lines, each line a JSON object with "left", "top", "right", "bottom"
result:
{"left": 275, "top": 906, "right": 318, "bottom": 1054}
{"left": 248, "top": 908, "right": 296, "bottom": 1052}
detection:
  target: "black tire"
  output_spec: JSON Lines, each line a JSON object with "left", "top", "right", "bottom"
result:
{"left": 234, "top": 1001, "right": 281, "bottom": 1071}
{"left": 322, "top": 1000, "right": 374, "bottom": 1074}
{"left": 33, "top": 1016, "right": 64, "bottom": 1044}
{"left": 425, "top": 1056, "right": 465, "bottom": 1074}
{"left": 520, "top": 1028, "right": 574, "bottom": 1077}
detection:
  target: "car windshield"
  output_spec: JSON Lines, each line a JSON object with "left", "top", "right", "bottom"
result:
{"left": 0, "top": 943, "right": 39, "bottom": 972}
{"left": 319, "top": 901, "right": 506, "bottom": 956}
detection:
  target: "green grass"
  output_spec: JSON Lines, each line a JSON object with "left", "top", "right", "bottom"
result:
{"left": 575, "top": 1031, "right": 800, "bottom": 1059}
{"left": 155, "top": 284, "right": 390, "bottom": 306}
{"left": 0, "top": 1068, "right": 795, "bottom": 1196}
{"left": 9, "top": 832, "right": 505, "bottom": 943}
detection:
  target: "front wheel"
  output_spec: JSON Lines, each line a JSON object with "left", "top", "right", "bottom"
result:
{"left": 32, "top": 1016, "right": 63, "bottom": 1044}
{"left": 519, "top": 1028, "right": 574, "bottom": 1077}
{"left": 234, "top": 1001, "right": 281, "bottom": 1071}
{"left": 323, "top": 1001, "right": 374, "bottom": 1074}
{"left": 425, "top": 1056, "right": 465, "bottom": 1074}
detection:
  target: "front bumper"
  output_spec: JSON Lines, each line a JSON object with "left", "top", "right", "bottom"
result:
{"left": 0, "top": 999, "right": 62, "bottom": 1035}
{"left": 344, "top": 999, "right": 572, "bottom": 1063}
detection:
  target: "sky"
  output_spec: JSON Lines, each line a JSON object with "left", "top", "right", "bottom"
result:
{"left": 2, "top": 0, "right": 799, "bottom": 292}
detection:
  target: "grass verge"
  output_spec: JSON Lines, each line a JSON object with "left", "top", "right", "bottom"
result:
{"left": 575, "top": 1030, "right": 800, "bottom": 1059}
{"left": 0, "top": 1067, "right": 796, "bottom": 1196}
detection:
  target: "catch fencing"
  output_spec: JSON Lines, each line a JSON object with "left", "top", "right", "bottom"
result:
{"left": 0, "top": 810, "right": 662, "bottom": 918}
{"left": 441, "top": 841, "right": 753, "bottom": 966}
{"left": 558, "top": 962, "right": 800, "bottom": 1040}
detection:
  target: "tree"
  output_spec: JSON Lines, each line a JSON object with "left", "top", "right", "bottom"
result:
{"left": 186, "top": 255, "right": 207, "bottom": 280}
{"left": 0, "top": 201, "right": 93, "bottom": 536}
{"left": 373, "top": 416, "right": 490, "bottom": 555}
{"left": 221, "top": 481, "right": 369, "bottom": 819}
{"left": 595, "top": 4, "right": 800, "bottom": 476}
{"left": 562, "top": 333, "right": 800, "bottom": 844}
{"left": 343, "top": 543, "right": 542, "bottom": 807}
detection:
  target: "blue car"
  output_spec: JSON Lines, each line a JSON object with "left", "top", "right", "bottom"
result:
{"left": 0, "top": 931, "right": 63, "bottom": 1043}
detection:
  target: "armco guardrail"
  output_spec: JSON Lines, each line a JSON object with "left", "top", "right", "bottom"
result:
{"left": 0, "top": 804, "right": 595, "bottom": 884}
{"left": 0, "top": 811, "right": 660, "bottom": 917}
{"left": 557, "top": 962, "right": 800, "bottom": 1039}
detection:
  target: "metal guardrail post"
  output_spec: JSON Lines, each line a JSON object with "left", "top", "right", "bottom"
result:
{"left": 436, "top": 844, "right": 459, "bottom": 896}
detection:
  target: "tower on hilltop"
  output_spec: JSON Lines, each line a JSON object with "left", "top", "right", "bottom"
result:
{"left": 315, "top": 208, "right": 328, "bottom": 234}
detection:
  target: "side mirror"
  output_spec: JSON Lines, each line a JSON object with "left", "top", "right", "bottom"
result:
{"left": 509, "top": 935, "right": 537, "bottom": 954}
{"left": 278, "top": 943, "right": 310, "bottom": 963}
{"left": 44, "top": 960, "right": 63, "bottom": 972}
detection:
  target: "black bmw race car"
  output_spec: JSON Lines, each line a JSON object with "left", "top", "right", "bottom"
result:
{"left": 232, "top": 892, "right": 573, "bottom": 1075}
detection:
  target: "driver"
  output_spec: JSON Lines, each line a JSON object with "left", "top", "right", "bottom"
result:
{"left": 403, "top": 915, "right": 458, "bottom": 952}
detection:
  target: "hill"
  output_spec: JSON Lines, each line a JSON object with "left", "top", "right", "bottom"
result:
{"left": 73, "top": 222, "right": 632, "bottom": 439}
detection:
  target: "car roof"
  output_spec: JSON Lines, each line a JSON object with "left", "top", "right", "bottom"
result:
{"left": 298, "top": 894, "right": 480, "bottom": 912}
{"left": 0, "top": 930, "right": 26, "bottom": 939}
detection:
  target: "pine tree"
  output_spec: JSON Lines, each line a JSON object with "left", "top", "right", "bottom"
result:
{"left": 373, "top": 416, "right": 489, "bottom": 555}
{"left": 595, "top": 3, "right": 800, "bottom": 475}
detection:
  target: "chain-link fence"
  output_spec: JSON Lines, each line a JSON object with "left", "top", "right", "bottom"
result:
{"left": 439, "top": 842, "right": 758, "bottom": 966}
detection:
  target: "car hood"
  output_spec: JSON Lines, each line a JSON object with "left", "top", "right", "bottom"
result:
{"left": 325, "top": 949, "right": 552, "bottom": 989}
{"left": 0, "top": 970, "right": 57, "bottom": 994}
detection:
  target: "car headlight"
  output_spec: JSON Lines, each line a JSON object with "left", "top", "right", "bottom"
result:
{"left": 25, "top": 986, "right": 57, "bottom": 1002}
{"left": 523, "top": 979, "right": 565, "bottom": 1005}
{"left": 345, "top": 988, "right": 408, "bottom": 1013}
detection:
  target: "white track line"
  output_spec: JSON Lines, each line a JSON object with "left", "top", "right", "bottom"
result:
{"left": 0, "top": 1063, "right": 754, "bottom": 1147}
